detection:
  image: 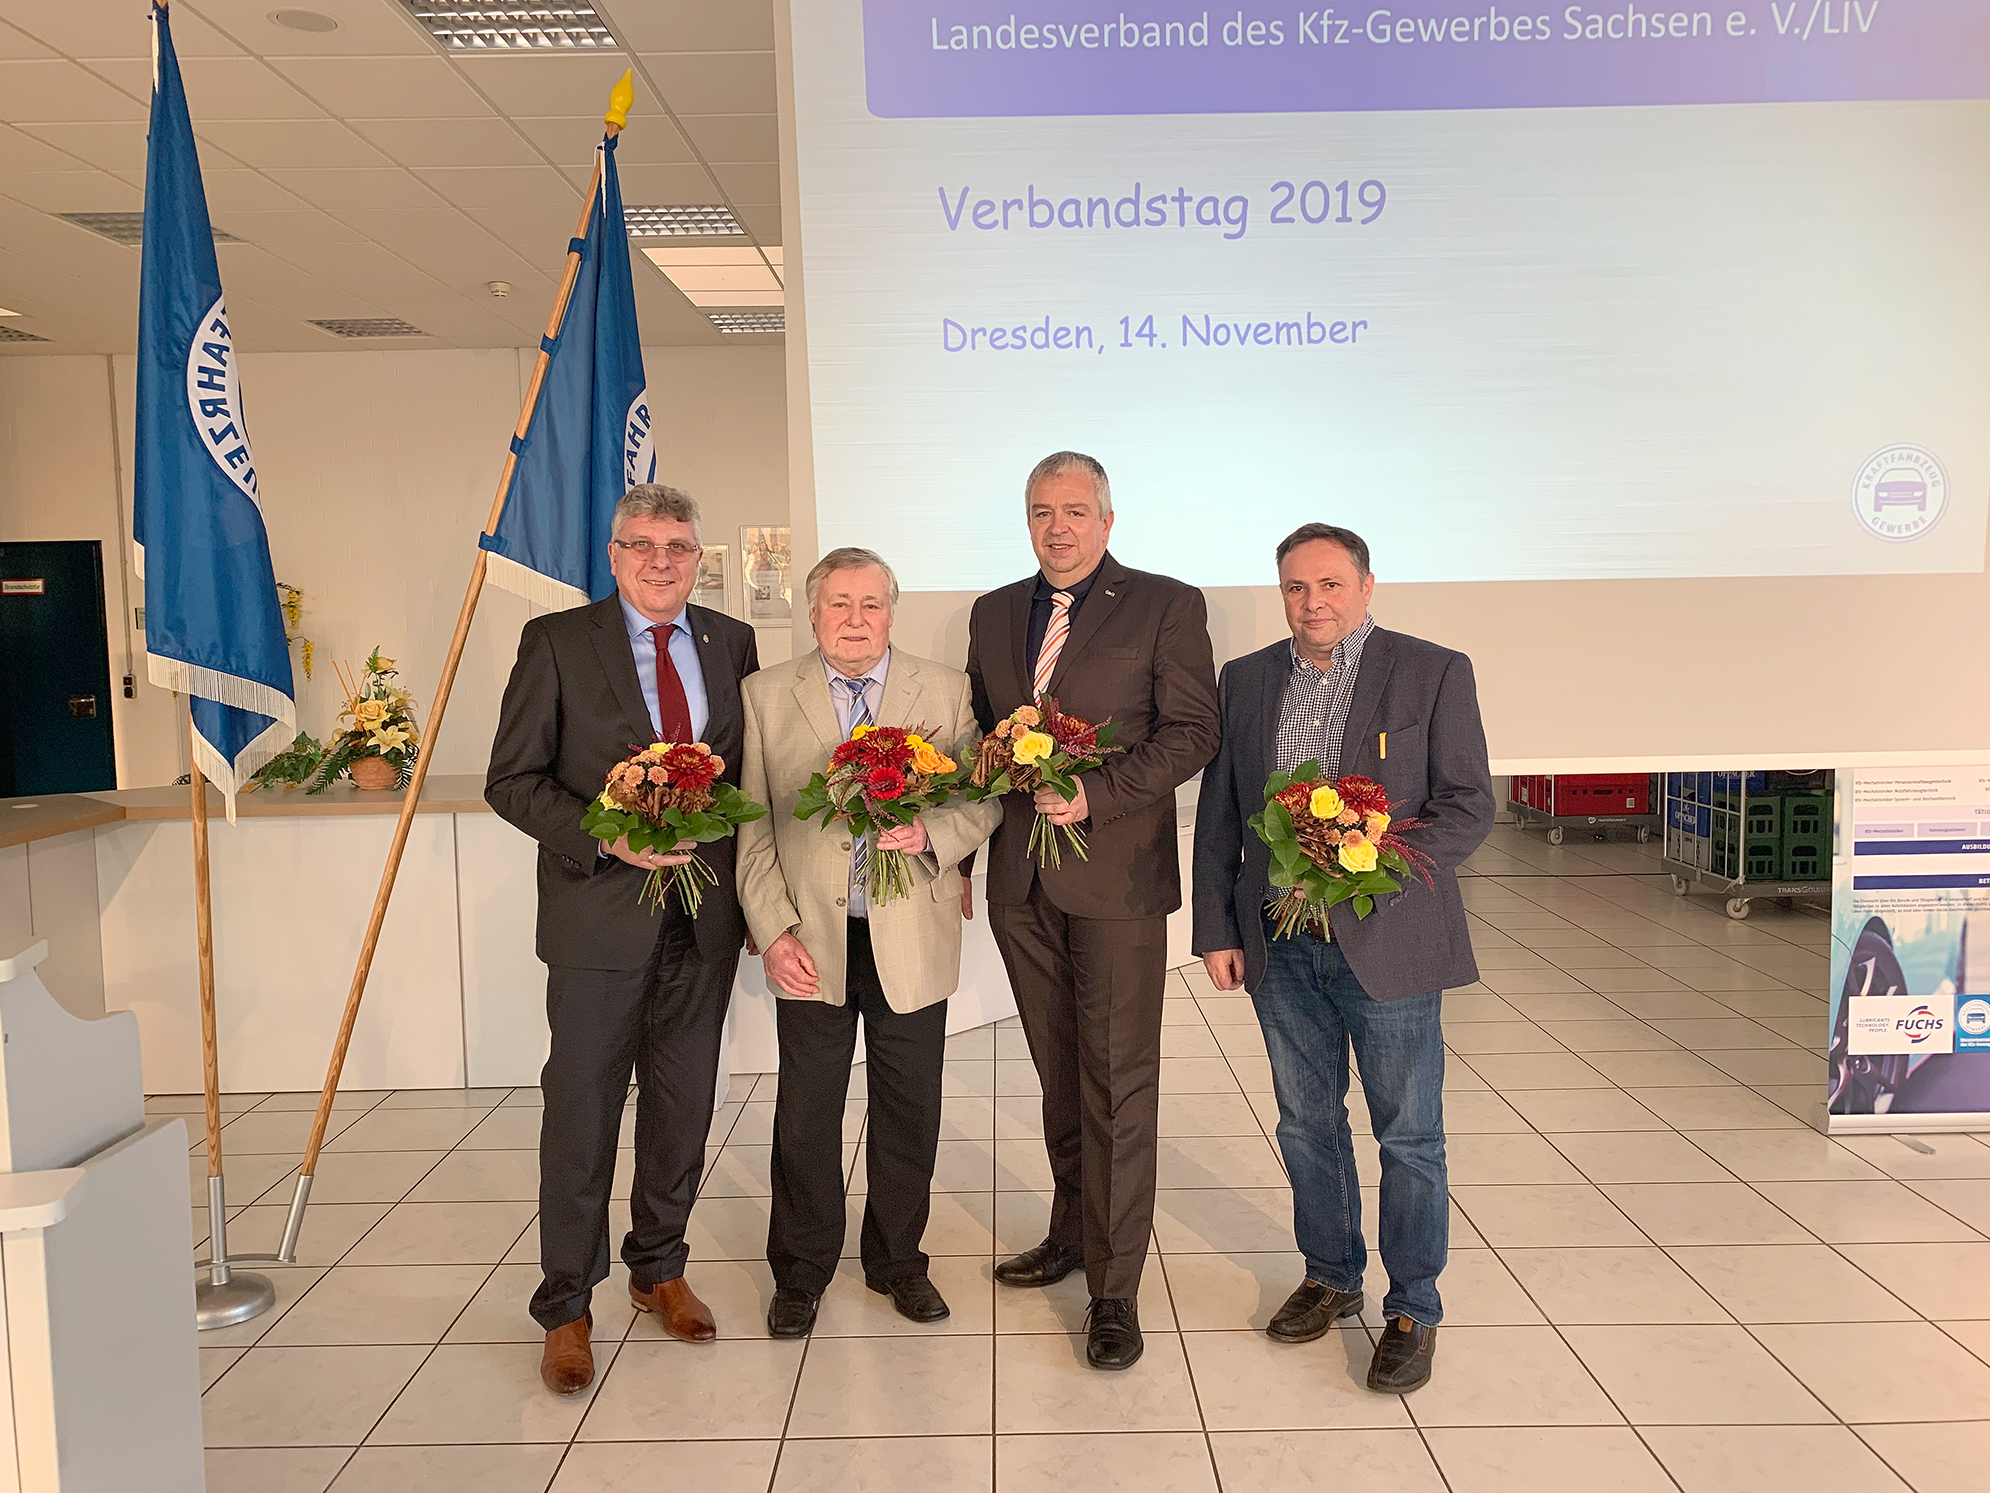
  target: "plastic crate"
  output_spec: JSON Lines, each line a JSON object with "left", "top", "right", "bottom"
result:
{"left": 1745, "top": 796, "right": 1782, "bottom": 838}
{"left": 1781, "top": 836, "right": 1826, "bottom": 880}
{"left": 1784, "top": 793, "right": 1829, "bottom": 841}
{"left": 1744, "top": 837, "right": 1781, "bottom": 878}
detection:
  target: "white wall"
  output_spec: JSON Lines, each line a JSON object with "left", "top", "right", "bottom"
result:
{"left": 0, "top": 346, "right": 791, "bottom": 787}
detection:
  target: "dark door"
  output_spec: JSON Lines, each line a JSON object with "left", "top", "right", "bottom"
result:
{"left": 0, "top": 540, "right": 118, "bottom": 795}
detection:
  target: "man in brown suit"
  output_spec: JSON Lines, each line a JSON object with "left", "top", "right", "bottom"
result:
{"left": 966, "top": 451, "right": 1220, "bottom": 1370}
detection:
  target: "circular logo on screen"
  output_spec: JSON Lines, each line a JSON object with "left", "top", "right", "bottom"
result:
{"left": 1959, "top": 998, "right": 1990, "bottom": 1039}
{"left": 1852, "top": 444, "right": 1947, "bottom": 542}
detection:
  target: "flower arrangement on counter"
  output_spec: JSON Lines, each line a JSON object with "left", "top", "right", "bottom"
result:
{"left": 305, "top": 649, "right": 421, "bottom": 792}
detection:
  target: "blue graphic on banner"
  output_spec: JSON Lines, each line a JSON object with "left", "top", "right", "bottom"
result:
{"left": 480, "top": 133, "right": 652, "bottom": 610}
{"left": 133, "top": 2, "right": 295, "bottom": 815}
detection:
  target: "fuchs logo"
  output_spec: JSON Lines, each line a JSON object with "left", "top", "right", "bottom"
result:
{"left": 184, "top": 296, "right": 259, "bottom": 507}
{"left": 624, "top": 389, "right": 655, "bottom": 489}
{"left": 1852, "top": 444, "right": 1947, "bottom": 542}
{"left": 1895, "top": 1004, "right": 1945, "bottom": 1043}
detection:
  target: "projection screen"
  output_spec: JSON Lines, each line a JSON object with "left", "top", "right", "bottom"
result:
{"left": 777, "top": 1, "right": 1990, "bottom": 767}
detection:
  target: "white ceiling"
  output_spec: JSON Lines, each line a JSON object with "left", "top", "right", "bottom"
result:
{"left": 0, "top": 0, "right": 784, "bottom": 353}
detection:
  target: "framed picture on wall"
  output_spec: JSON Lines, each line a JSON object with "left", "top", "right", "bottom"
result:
{"left": 693, "top": 543, "right": 731, "bottom": 616}
{"left": 740, "top": 525, "right": 791, "bottom": 624}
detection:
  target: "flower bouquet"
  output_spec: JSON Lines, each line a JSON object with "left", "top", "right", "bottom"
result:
{"left": 966, "top": 697, "right": 1121, "bottom": 869}
{"left": 794, "top": 724, "right": 964, "bottom": 905}
{"left": 1249, "top": 763, "right": 1435, "bottom": 938}
{"left": 307, "top": 649, "right": 420, "bottom": 793}
{"left": 581, "top": 742, "right": 768, "bottom": 915}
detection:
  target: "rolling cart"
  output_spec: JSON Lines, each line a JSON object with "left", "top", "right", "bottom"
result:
{"left": 1508, "top": 774, "right": 1661, "bottom": 846}
{"left": 1662, "top": 770, "right": 1833, "bottom": 919}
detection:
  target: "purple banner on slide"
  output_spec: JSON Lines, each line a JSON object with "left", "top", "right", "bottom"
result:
{"left": 862, "top": 1, "right": 1990, "bottom": 117}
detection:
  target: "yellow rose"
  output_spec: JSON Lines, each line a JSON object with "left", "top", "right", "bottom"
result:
{"left": 1337, "top": 832, "right": 1379, "bottom": 874}
{"left": 352, "top": 698, "right": 388, "bottom": 729}
{"left": 1012, "top": 730, "right": 1054, "bottom": 766}
{"left": 1308, "top": 784, "right": 1343, "bottom": 821}
{"left": 1365, "top": 811, "right": 1390, "bottom": 838}
{"left": 911, "top": 743, "right": 945, "bottom": 775}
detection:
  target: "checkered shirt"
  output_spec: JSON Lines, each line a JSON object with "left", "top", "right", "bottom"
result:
{"left": 1275, "top": 615, "right": 1375, "bottom": 777}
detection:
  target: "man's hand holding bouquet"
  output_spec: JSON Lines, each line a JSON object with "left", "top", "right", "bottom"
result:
{"left": 793, "top": 724, "right": 966, "bottom": 905}
{"left": 1250, "top": 763, "right": 1435, "bottom": 938}
{"left": 966, "top": 697, "right": 1122, "bottom": 868}
{"left": 582, "top": 741, "right": 768, "bottom": 916}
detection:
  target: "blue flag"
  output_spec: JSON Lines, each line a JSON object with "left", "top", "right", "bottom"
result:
{"left": 133, "top": 3, "right": 295, "bottom": 816}
{"left": 481, "top": 132, "right": 652, "bottom": 609}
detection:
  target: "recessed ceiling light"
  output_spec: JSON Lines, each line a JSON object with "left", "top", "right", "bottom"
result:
{"left": 641, "top": 245, "right": 782, "bottom": 307}
{"left": 308, "top": 317, "right": 428, "bottom": 338}
{"left": 624, "top": 204, "right": 745, "bottom": 237}
{"left": 58, "top": 212, "right": 240, "bottom": 247}
{"left": 0, "top": 326, "right": 50, "bottom": 343}
{"left": 269, "top": 9, "right": 340, "bottom": 32}
{"left": 398, "top": 2, "right": 617, "bottom": 50}
{"left": 706, "top": 311, "right": 783, "bottom": 335}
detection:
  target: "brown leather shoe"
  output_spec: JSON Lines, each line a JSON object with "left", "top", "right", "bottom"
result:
{"left": 540, "top": 1312, "right": 594, "bottom": 1395}
{"left": 630, "top": 1275, "right": 717, "bottom": 1343}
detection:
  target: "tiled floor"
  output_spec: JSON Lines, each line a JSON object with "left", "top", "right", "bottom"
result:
{"left": 161, "top": 825, "right": 1990, "bottom": 1492}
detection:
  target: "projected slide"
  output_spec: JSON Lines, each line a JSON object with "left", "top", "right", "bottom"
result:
{"left": 790, "top": 2, "right": 1990, "bottom": 590}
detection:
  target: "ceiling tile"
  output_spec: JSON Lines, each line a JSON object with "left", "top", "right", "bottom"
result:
{"left": 607, "top": 0, "right": 775, "bottom": 53}
{"left": 196, "top": 118, "right": 394, "bottom": 169}
{"left": 195, "top": 168, "right": 319, "bottom": 214}
{"left": 85, "top": 55, "right": 331, "bottom": 120}
{"left": 350, "top": 116, "right": 544, "bottom": 168}
{"left": 216, "top": 208, "right": 371, "bottom": 245}
{"left": 0, "top": 19, "right": 52, "bottom": 59}
{"left": 16, "top": 119, "right": 178, "bottom": 176}
{"left": 334, "top": 206, "right": 557, "bottom": 287}
{"left": 586, "top": 161, "right": 721, "bottom": 204}
{"left": 450, "top": 52, "right": 644, "bottom": 118}
{"left": 184, "top": 0, "right": 436, "bottom": 58}
{"left": 414, "top": 164, "right": 577, "bottom": 211}
{"left": 0, "top": 59, "right": 149, "bottom": 122}
{"left": 734, "top": 204, "right": 781, "bottom": 242}
{"left": 713, "top": 163, "right": 778, "bottom": 206}
{"left": 269, "top": 55, "right": 495, "bottom": 119}
{"left": 211, "top": 243, "right": 376, "bottom": 315}
{"left": 511, "top": 113, "right": 694, "bottom": 168}
{"left": 265, "top": 166, "right": 440, "bottom": 211}
{"left": 636, "top": 51, "right": 774, "bottom": 116}
{"left": 676, "top": 113, "right": 776, "bottom": 164}
{"left": 0, "top": 170, "right": 144, "bottom": 214}
{"left": 4, "top": 1, "right": 243, "bottom": 59}
{"left": 0, "top": 122, "right": 91, "bottom": 172}
{"left": 461, "top": 205, "right": 591, "bottom": 266}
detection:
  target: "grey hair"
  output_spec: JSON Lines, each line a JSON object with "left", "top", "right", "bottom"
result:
{"left": 613, "top": 483, "right": 700, "bottom": 538}
{"left": 1023, "top": 450, "right": 1112, "bottom": 519}
{"left": 1276, "top": 522, "right": 1372, "bottom": 579}
{"left": 804, "top": 546, "right": 900, "bottom": 608}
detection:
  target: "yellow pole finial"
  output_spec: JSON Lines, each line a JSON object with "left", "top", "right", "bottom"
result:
{"left": 604, "top": 69, "right": 634, "bottom": 133}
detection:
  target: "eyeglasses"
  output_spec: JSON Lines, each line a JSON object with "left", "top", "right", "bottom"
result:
{"left": 612, "top": 538, "right": 701, "bottom": 561}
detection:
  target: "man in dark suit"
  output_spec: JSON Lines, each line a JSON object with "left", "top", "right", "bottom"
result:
{"left": 1193, "top": 522, "right": 1493, "bottom": 1394}
{"left": 967, "top": 451, "right": 1219, "bottom": 1370}
{"left": 487, "top": 483, "right": 758, "bottom": 1395}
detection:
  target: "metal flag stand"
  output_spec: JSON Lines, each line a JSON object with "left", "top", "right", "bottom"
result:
{"left": 266, "top": 75, "right": 638, "bottom": 1268}
{"left": 188, "top": 705, "right": 278, "bottom": 1329}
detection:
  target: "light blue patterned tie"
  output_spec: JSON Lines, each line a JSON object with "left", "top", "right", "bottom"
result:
{"left": 841, "top": 677, "right": 873, "bottom": 901}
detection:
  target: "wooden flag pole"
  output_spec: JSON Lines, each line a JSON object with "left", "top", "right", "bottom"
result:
{"left": 274, "top": 119, "right": 624, "bottom": 1263}
{"left": 190, "top": 705, "right": 277, "bottom": 1327}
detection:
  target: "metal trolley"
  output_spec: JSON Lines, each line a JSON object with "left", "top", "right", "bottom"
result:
{"left": 1662, "top": 770, "right": 1834, "bottom": 920}
{"left": 1508, "top": 775, "right": 1660, "bottom": 847}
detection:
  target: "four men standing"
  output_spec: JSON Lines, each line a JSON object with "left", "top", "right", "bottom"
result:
{"left": 491, "top": 463, "right": 1491, "bottom": 1397}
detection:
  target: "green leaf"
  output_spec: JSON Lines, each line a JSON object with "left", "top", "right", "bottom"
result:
{"left": 1352, "top": 894, "right": 1374, "bottom": 918}
{"left": 1291, "top": 759, "right": 1322, "bottom": 783}
{"left": 1265, "top": 768, "right": 1294, "bottom": 799}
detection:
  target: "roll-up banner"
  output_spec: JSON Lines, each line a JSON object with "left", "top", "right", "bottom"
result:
{"left": 1827, "top": 769, "right": 1990, "bottom": 1133}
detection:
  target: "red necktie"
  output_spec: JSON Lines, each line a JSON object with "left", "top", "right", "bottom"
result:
{"left": 649, "top": 624, "right": 694, "bottom": 743}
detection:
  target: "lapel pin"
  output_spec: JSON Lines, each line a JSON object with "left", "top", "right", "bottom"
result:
{"left": 701, "top": 634, "right": 710, "bottom": 643}
{"left": 1104, "top": 589, "right": 1115, "bottom": 597}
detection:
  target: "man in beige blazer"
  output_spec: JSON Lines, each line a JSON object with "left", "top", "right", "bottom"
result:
{"left": 737, "top": 546, "right": 1000, "bottom": 1338}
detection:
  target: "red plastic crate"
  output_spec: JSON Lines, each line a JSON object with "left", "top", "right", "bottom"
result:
{"left": 1542, "top": 774, "right": 1652, "bottom": 816}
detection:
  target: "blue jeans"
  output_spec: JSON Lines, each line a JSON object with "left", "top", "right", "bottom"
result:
{"left": 1253, "top": 929, "right": 1447, "bottom": 1326}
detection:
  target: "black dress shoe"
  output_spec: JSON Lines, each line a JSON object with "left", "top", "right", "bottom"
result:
{"left": 766, "top": 1286, "right": 820, "bottom": 1339}
{"left": 1085, "top": 1297, "right": 1143, "bottom": 1371}
{"left": 1367, "top": 1318, "right": 1437, "bottom": 1392}
{"left": 868, "top": 1273, "right": 950, "bottom": 1323}
{"left": 994, "top": 1239, "right": 1085, "bottom": 1288}
{"left": 1267, "top": 1281, "right": 1365, "bottom": 1343}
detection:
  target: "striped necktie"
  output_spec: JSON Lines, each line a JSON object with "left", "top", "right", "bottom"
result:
{"left": 840, "top": 676, "right": 873, "bottom": 897}
{"left": 1032, "top": 590, "right": 1075, "bottom": 699}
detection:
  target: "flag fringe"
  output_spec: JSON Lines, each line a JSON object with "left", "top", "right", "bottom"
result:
{"left": 188, "top": 712, "right": 293, "bottom": 825}
{"left": 485, "top": 551, "right": 589, "bottom": 613}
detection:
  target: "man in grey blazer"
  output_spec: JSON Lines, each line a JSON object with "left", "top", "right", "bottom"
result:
{"left": 1192, "top": 523, "right": 1494, "bottom": 1394}
{"left": 737, "top": 548, "right": 1001, "bottom": 1338}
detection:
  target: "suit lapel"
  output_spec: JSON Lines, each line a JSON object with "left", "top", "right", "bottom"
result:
{"left": 876, "top": 650, "right": 924, "bottom": 730}
{"left": 1007, "top": 582, "right": 1033, "bottom": 704}
{"left": 1048, "top": 553, "right": 1128, "bottom": 697}
{"left": 685, "top": 604, "right": 738, "bottom": 749}
{"left": 1256, "top": 643, "right": 1285, "bottom": 787}
{"left": 1339, "top": 627, "right": 1395, "bottom": 776}
{"left": 792, "top": 650, "right": 845, "bottom": 750}
{"left": 589, "top": 597, "right": 655, "bottom": 750}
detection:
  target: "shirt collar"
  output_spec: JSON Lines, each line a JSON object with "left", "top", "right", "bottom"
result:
{"left": 824, "top": 646, "right": 890, "bottom": 692}
{"left": 1290, "top": 614, "right": 1375, "bottom": 676}
{"left": 1033, "top": 555, "right": 1106, "bottom": 603}
{"left": 620, "top": 591, "right": 689, "bottom": 643}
